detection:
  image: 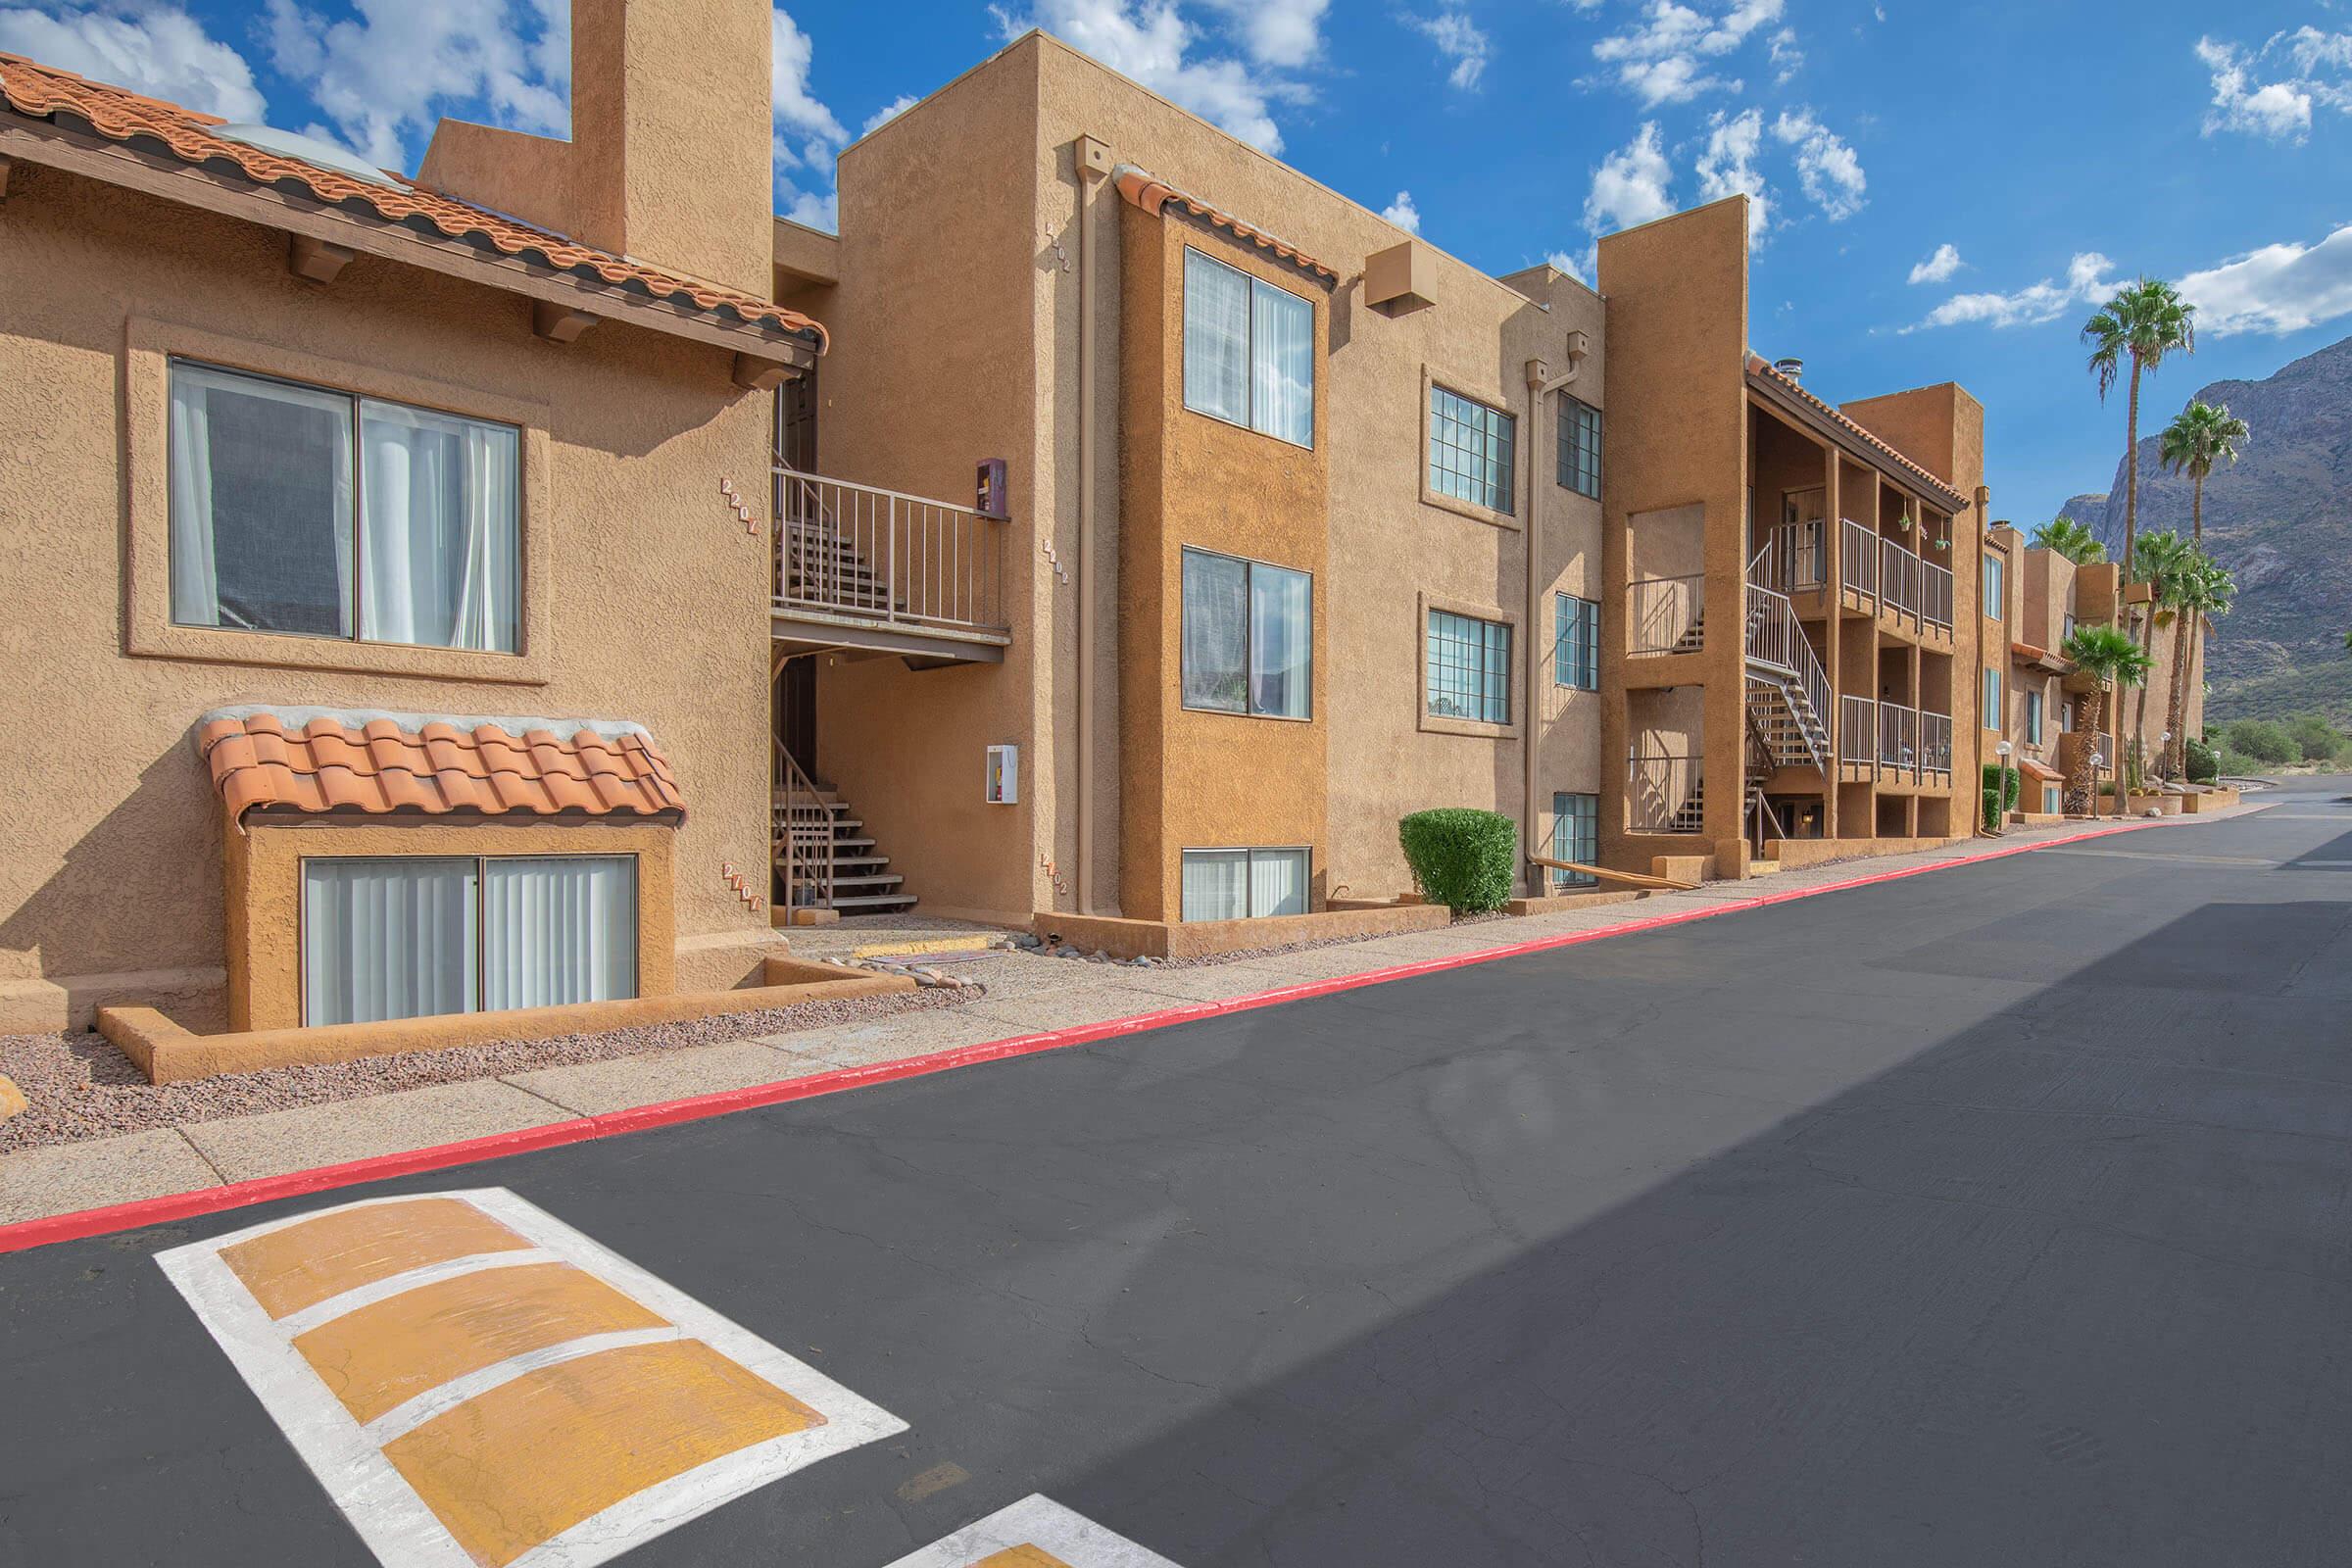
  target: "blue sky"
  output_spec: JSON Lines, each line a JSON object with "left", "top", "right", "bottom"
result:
{"left": 6, "top": 0, "right": 2348, "bottom": 524}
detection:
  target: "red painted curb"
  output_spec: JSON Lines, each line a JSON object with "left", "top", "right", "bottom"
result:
{"left": 0, "top": 817, "right": 2166, "bottom": 1255}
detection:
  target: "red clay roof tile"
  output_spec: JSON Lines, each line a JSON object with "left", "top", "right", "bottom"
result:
{"left": 0, "top": 52, "right": 824, "bottom": 351}
{"left": 1113, "top": 164, "right": 1339, "bottom": 288}
{"left": 197, "top": 710, "right": 684, "bottom": 826}
{"left": 1745, "top": 355, "right": 1968, "bottom": 512}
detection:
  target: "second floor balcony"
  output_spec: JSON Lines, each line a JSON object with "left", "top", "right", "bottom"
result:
{"left": 773, "top": 468, "right": 1011, "bottom": 665}
{"left": 1838, "top": 697, "right": 1954, "bottom": 781}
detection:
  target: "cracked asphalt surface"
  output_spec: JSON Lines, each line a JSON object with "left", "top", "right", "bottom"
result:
{"left": 4, "top": 780, "right": 2350, "bottom": 1566}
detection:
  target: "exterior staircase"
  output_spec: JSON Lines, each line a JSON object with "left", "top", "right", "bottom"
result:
{"left": 1663, "top": 771, "right": 1766, "bottom": 834}
{"left": 772, "top": 787, "right": 917, "bottom": 915}
{"left": 1744, "top": 671, "right": 1830, "bottom": 767}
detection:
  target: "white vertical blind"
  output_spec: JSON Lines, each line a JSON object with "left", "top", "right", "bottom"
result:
{"left": 302, "top": 858, "right": 477, "bottom": 1027}
{"left": 1182, "top": 250, "right": 1250, "bottom": 426}
{"left": 1250, "top": 276, "right": 1313, "bottom": 446}
{"left": 482, "top": 857, "right": 636, "bottom": 1011}
{"left": 1180, "top": 850, "right": 1250, "bottom": 922}
{"left": 1248, "top": 849, "right": 1309, "bottom": 917}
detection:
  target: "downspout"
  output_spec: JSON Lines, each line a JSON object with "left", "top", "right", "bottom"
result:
{"left": 1072, "top": 139, "right": 1109, "bottom": 912}
{"left": 1523, "top": 335, "right": 1589, "bottom": 892}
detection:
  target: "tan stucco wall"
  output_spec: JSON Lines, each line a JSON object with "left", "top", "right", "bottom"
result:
{"left": 808, "top": 33, "right": 1605, "bottom": 915}
{"left": 0, "top": 165, "right": 779, "bottom": 1031}
{"left": 227, "top": 815, "right": 679, "bottom": 1033}
{"left": 1116, "top": 209, "right": 1330, "bottom": 919}
{"left": 1597, "top": 198, "right": 1751, "bottom": 865}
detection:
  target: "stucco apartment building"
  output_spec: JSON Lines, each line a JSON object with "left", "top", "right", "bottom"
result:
{"left": 0, "top": 1, "right": 807, "bottom": 1034}
{"left": 0, "top": 10, "right": 2043, "bottom": 1049}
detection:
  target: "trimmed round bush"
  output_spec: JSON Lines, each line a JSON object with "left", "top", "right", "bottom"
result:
{"left": 1398, "top": 808, "right": 1518, "bottom": 914}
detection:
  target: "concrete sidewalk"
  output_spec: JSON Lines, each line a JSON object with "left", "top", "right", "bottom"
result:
{"left": 0, "top": 808, "right": 2264, "bottom": 1228}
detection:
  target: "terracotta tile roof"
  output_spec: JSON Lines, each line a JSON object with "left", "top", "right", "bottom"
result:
{"left": 0, "top": 52, "right": 823, "bottom": 350}
{"left": 2018, "top": 757, "right": 2064, "bottom": 783}
{"left": 196, "top": 710, "right": 684, "bottom": 825}
{"left": 1113, "top": 164, "right": 1338, "bottom": 288}
{"left": 1744, "top": 355, "right": 1967, "bottom": 511}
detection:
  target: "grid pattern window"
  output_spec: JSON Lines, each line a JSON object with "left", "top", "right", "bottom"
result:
{"left": 1984, "top": 553, "right": 2005, "bottom": 618}
{"left": 1554, "top": 593, "right": 1599, "bottom": 690}
{"left": 1428, "top": 609, "right": 1512, "bottom": 724}
{"left": 1181, "top": 249, "right": 1314, "bottom": 447}
{"left": 1550, "top": 793, "right": 1598, "bottom": 889}
{"left": 1180, "top": 548, "right": 1311, "bottom": 718}
{"left": 1984, "top": 666, "right": 2003, "bottom": 720}
{"left": 1180, "top": 848, "right": 1310, "bottom": 922}
{"left": 301, "top": 855, "right": 636, "bottom": 1028}
{"left": 1429, "top": 387, "right": 1515, "bottom": 514}
{"left": 1556, "top": 395, "right": 1601, "bottom": 498}
{"left": 2025, "top": 689, "right": 2044, "bottom": 745}
{"left": 169, "top": 360, "right": 520, "bottom": 652}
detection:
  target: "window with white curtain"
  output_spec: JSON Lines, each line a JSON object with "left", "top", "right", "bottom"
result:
{"left": 1182, "top": 249, "right": 1314, "bottom": 447}
{"left": 170, "top": 359, "right": 519, "bottom": 652}
{"left": 1180, "top": 847, "right": 1309, "bottom": 922}
{"left": 301, "top": 855, "right": 635, "bottom": 1026}
{"left": 1181, "top": 547, "right": 1311, "bottom": 718}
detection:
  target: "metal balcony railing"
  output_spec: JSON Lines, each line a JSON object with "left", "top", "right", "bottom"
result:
{"left": 774, "top": 467, "right": 1008, "bottom": 635}
{"left": 1921, "top": 557, "right": 1954, "bottom": 630}
{"left": 1842, "top": 518, "right": 1879, "bottom": 600}
{"left": 1838, "top": 695, "right": 1875, "bottom": 765}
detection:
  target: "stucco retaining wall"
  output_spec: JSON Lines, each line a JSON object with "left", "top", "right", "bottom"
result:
{"left": 1032, "top": 904, "right": 1450, "bottom": 960}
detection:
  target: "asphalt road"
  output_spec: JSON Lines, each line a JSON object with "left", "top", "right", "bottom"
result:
{"left": 5, "top": 781, "right": 2351, "bottom": 1567}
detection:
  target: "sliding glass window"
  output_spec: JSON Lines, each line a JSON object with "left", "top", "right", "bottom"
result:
{"left": 1182, "top": 249, "right": 1314, "bottom": 447}
{"left": 1181, "top": 547, "right": 1311, "bottom": 718}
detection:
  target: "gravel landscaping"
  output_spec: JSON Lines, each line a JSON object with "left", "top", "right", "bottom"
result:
{"left": 0, "top": 986, "right": 974, "bottom": 1156}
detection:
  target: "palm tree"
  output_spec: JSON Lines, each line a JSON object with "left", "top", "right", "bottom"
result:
{"left": 2084, "top": 278, "right": 2195, "bottom": 785}
{"left": 2061, "top": 622, "right": 2152, "bottom": 815}
{"left": 2165, "top": 554, "right": 2234, "bottom": 777}
{"left": 2157, "top": 401, "right": 2249, "bottom": 546}
{"left": 2129, "top": 530, "right": 2195, "bottom": 781}
{"left": 2029, "top": 515, "right": 2108, "bottom": 564}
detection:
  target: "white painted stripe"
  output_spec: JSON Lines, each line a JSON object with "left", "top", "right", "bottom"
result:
{"left": 274, "top": 1248, "right": 563, "bottom": 1338}
{"left": 157, "top": 1187, "right": 907, "bottom": 1568}
{"left": 883, "top": 1495, "right": 1188, "bottom": 1568}
{"left": 361, "top": 1326, "right": 687, "bottom": 1445}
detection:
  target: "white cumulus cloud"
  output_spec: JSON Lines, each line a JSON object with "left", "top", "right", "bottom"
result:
{"left": 1591, "top": 0, "right": 1785, "bottom": 106}
{"left": 1380, "top": 190, "right": 1421, "bottom": 232}
{"left": 1584, "top": 121, "right": 1675, "bottom": 236}
{"left": 1403, "top": 5, "right": 1491, "bottom": 91}
{"left": 1906, "top": 252, "right": 2117, "bottom": 332}
{"left": 2178, "top": 221, "right": 2352, "bottom": 334}
{"left": 1198, "top": 0, "right": 1328, "bottom": 68}
{"left": 994, "top": 0, "right": 1307, "bottom": 152}
{"left": 859, "top": 93, "right": 918, "bottom": 137}
{"left": 0, "top": 2, "right": 266, "bottom": 120}
{"left": 1908, "top": 242, "right": 1963, "bottom": 284}
{"left": 2195, "top": 29, "right": 2352, "bottom": 141}
{"left": 1771, "top": 106, "right": 1864, "bottom": 220}
{"left": 1693, "top": 106, "right": 1769, "bottom": 243}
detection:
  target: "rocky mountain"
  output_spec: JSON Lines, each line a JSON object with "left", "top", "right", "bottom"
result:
{"left": 2057, "top": 333, "right": 2352, "bottom": 725}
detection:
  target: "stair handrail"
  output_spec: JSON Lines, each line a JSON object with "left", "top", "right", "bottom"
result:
{"left": 1740, "top": 578, "right": 1832, "bottom": 769}
{"left": 772, "top": 738, "right": 834, "bottom": 911}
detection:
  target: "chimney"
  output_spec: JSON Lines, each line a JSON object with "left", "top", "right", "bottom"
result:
{"left": 570, "top": 0, "right": 775, "bottom": 297}
{"left": 1772, "top": 356, "right": 1804, "bottom": 383}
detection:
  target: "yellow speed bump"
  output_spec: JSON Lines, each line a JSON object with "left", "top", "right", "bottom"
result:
{"left": 160, "top": 1189, "right": 905, "bottom": 1568}
{"left": 886, "top": 1495, "right": 1187, "bottom": 1567}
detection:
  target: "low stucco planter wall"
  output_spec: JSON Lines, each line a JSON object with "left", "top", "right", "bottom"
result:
{"left": 2180, "top": 788, "right": 2240, "bottom": 813}
{"left": 1504, "top": 889, "right": 1655, "bottom": 915}
{"left": 95, "top": 955, "right": 912, "bottom": 1085}
{"left": 1761, "top": 834, "right": 1966, "bottom": 871}
{"left": 1033, "top": 904, "right": 1451, "bottom": 960}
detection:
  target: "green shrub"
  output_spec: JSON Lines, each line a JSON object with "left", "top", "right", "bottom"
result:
{"left": 2224, "top": 718, "right": 2298, "bottom": 765}
{"left": 1398, "top": 808, "right": 1518, "bottom": 914}
{"left": 2284, "top": 712, "right": 2349, "bottom": 762}
{"left": 2184, "top": 735, "right": 2220, "bottom": 784}
{"left": 2214, "top": 747, "right": 2265, "bottom": 779}
{"left": 1979, "top": 762, "right": 2021, "bottom": 831}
